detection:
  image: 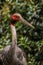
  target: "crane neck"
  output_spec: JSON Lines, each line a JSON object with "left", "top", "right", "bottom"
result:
{"left": 10, "top": 23, "right": 17, "bottom": 49}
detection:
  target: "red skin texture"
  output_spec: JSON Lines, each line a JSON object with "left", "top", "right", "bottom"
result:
{"left": 11, "top": 14, "right": 20, "bottom": 21}
{"left": 10, "top": 14, "right": 20, "bottom": 26}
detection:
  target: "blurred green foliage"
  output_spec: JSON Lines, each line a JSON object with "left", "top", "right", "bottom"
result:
{"left": 0, "top": 0, "right": 43, "bottom": 65}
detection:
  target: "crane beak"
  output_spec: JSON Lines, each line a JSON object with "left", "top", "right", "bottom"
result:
{"left": 20, "top": 17, "right": 35, "bottom": 29}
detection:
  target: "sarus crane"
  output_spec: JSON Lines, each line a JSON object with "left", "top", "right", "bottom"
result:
{"left": 0, "top": 13, "right": 35, "bottom": 65}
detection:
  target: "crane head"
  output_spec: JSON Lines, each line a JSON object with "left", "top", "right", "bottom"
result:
{"left": 11, "top": 13, "right": 35, "bottom": 29}
{"left": 11, "top": 13, "right": 21, "bottom": 21}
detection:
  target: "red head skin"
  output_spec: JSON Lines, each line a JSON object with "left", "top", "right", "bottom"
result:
{"left": 11, "top": 14, "right": 20, "bottom": 21}
{"left": 10, "top": 14, "right": 20, "bottom": 26}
